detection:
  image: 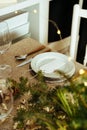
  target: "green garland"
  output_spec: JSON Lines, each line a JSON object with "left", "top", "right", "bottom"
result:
{"left": 9, "top": 70, "right": 87, "bottom": 130}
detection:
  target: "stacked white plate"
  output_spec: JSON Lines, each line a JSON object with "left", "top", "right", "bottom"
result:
{"left": 31, "top": 52, "right": 75, "bottom": 82}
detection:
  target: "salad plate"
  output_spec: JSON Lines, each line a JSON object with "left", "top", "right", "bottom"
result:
{"left": 31, "top": 52, "right": 75, "bottom": 81}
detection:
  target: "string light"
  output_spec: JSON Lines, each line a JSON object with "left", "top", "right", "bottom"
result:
{"left": 49, "top": 19, "right": 62, "bottom": 40}
{"left": 19, "top": 8, "right": 62, "bottom": 41}
{"left": 79, "top": 69, "right": 85, "bottom": 75}
{"left": 84, "top": 82, "right": 87, "bottom": 86}
{"left": 68, "top": 56, "right": 72, "bottom": 61}
{"left": 14, "top": 11, "right": 18, "bottom": 14}
{"left": 15, "top": 8, "right": 62, "bottom": 42}
{"left": 33, "top": 9, "right": 37, "bottom": 14}
{"left": 57, "top": 29, "right": 61, "bottom": 35}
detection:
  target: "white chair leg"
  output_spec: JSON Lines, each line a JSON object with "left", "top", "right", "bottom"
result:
{"left": 83, "top": 44, "right": 87, "bottom": 66}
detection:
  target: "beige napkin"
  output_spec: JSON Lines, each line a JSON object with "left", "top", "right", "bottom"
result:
{"left": 9, "top": 37, "right": 51, "bottom": 56}
{"left": 30, "top": 46, "right": 51, "bottom": 58}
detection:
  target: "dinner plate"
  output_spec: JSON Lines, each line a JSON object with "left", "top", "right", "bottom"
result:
{"left": 31, "top": 52, "right": 75, "bottom": 81}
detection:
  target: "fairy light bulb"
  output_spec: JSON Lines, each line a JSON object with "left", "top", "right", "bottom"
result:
{"left": 14, "top": 11, "right": 18, "bottom": 14}
{"left": 33, "top": 9, "right": 37, "bottom": 14}
{"left": 57, "top": 29, "right": 61, "bottom": 35}
{"left": 48, "top": 19, "right": 62, "bottom": 40}
{"left": 68, "top": 56, "right": 72, "bottom": 61}
{"left": 84, "top": 82, "right": 87, "bottom": 86}
{"left": 79, "top": 69, "right": 85, "bottom": 75}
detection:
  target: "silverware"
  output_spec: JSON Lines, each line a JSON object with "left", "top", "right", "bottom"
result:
{"left": 16, "top": 58, "right": 32, "bottom": 67}
{"left": 16, "top": 48, "right": 51, "bottom": 67}
{"left": 15, "top": 45, "right": 45, "bottom": 60}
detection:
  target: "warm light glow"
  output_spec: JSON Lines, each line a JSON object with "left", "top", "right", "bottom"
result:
{"left": 68, "top": 56, "right": 73, "bottom": 61}
{"left": 57, "top": 29, "right": 61, "bottom": 35}
{"left": 84, "top": 82, "right": 87, "bottom": 86}
{"left": 79, "top": 69, "right": 85, "bottom": 75}
{"left": 33, "top": 9, "right": 37, "bottom": 14}
{"left": 14, "top": 11, "right": 18, "bottom": 14}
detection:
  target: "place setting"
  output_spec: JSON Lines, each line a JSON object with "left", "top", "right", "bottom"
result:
{"left": 15, "top": 45, "right": 51, "bottom": 67}
{"left": 27, "top": 52, "right": 76, "bottom": 84}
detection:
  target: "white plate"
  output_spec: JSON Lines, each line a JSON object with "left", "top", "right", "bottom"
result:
{"left": 31, "top": 52, "right": 75, "bottom": 80}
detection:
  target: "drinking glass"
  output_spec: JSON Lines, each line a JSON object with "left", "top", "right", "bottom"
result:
{"left": 0, "top": 21, "right": 13, "bottom": 122}
{"left": 0, "top": 66, "right": 13, "bottom": 122}
{"left": 0, "top": 21, "right": 12, "bottom": 73}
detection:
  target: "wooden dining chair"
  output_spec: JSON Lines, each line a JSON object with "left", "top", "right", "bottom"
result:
{"left": 70, "top": 4, "right": 87, "bottom": 65}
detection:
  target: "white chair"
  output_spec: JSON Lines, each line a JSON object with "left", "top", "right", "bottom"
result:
{"left": 79, "top": 0, "right": 83, "bottom": 8}
{"left": 70, "top": 4, "right": 87, "bottom": 65}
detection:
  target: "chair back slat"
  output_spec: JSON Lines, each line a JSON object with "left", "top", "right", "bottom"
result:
{"left": 80, "top": 10, "right": 87, "bottom": 18}
{"left": 70, "top": 4, "right": 81, "bottom": 60}
{"left": 70, "top": 4, "right": 87, "bottom": 66}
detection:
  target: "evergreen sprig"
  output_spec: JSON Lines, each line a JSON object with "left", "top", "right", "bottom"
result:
{"left": 10, "top": 70, "right": 87, "bottom": 130}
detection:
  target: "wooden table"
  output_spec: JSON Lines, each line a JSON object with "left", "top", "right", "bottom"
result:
{"left": 0, "top": 37, "right": 85, "bottom": 130}
{"left": 0, "top": 37, "right": 51, "bottom": 81}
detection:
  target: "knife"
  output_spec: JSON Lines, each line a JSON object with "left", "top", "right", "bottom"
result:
{"left": 16, "top": 58, "right": 32, "bottom": 67}
{"left": 16, "top": 47, "right": 51, "bottom": 67}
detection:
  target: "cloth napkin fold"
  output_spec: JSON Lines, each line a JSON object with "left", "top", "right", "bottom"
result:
{"left": 10, "top": 38, "right": 51, "bottom": 56}
{"left": 30, "top": 46, "right": 51, "bottom": 58}
{"left": 25, "top": 45, "right": 45, "bottom": 55}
